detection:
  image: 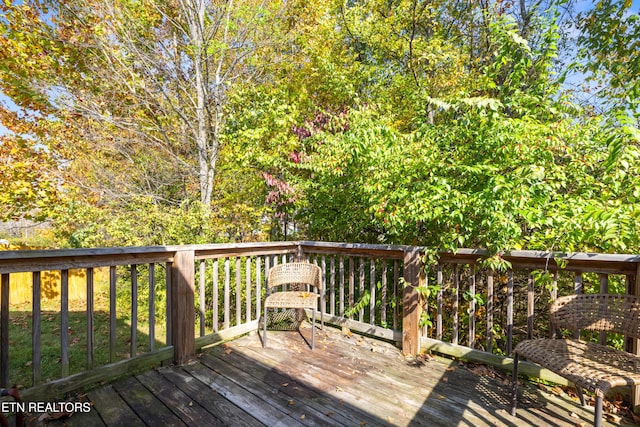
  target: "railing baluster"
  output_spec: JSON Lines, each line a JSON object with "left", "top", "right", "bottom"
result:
{"left": 86, "top": 267, "right": 94, "bottom": 369}
{"left": 527, "top": 273, "right": 534, "bottom": 340}
{"left": 574, "top": 272, "right": 583, "bottom": 339}
{"left": 437, "top": 264, "right": 443, "bottom": 341}
{"left": 599, "top": 273, "right": 609, "bottom": 345}
{"left": 359, "top": 257, "right": 365, "bottom": 322}
{"left": 330, "top": 257, "right": 336, "bottom": 316}
{"left": 506, "top": 269, "right": 514, "bottom": 355}
{"left": 1, "top": 273, "right": 9, "bottom": 387}
{"left": 236, "top": 257, "right": 242, "bottom": 327}
{"left": 452, "top": 265, "right": 459, "bottom": 345}
{"left": 348, "top": 257, "right": 355, "bottom": 320}
{"left": 165, "top": 261, "right": 172, "bottom": 346}
{"left": 246, "top": 258, "right": 252, "bottom": 323}
{"left": 486, "top": 269, "right": 494, "bottom": 353}
{"left": 131, "top": 265, "right": 138, "bottom": 358}
{"left": 381, "top": 261, "right": 387, "bottom": 327}
{"left": 213, "top": 259, "right": 219, "bottom": 333}
{"left": 321, "top": 256, "right": 327, "bottom": 313}
{"left": 394, "top": 260, "right": 399, "bottom": 331}
{"left": 339, "top": 257, "right": 345, "bottom": 317}
{"left": 550, "top": 271, "right": 558, "bottom": 338}
{"left": 32, "top": 271, "right": 42, "bottom": 386}
{"left": 61, "top": 269, "right": 69, "bottom": 377}
{"left": 255, "top": 257, "right": 261, "bottom": 322}
{"left": 109, "top": 266, "right": 117, "bottom": 363}
{"left": 199, "top": 260, "right": 206, "bottom": 337}
{"left": 149, "top": 263, "right": 155, "bottom": 351}
{"left": 224, "top": 258, "right": 230, "bottom": 330}
{"left": 370, "top": 259, "right": 376, "bottom": 325}
{"left": 469, "top": 265, "right": 475, "bottom": 348}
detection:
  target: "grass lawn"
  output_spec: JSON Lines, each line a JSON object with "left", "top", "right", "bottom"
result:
{"left": 7, "top": 272, "right": 168, "bottom": 389}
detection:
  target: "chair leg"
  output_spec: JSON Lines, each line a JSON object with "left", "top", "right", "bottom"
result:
{"left": 511, "top": 353, "right": 519, "bottom": 416}
{"left": 575, "top": 386, "right": 586, "bottom": 407}
{"left": 594, "top": 395, "right": 603, "bottom": 427}
{"left": 263, "top": 306, "right": 268, "bottom": 348}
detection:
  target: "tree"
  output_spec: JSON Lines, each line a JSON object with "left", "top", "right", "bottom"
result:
{"left": 1, "top": 0, "right": 292, "bottom": 214}
{"left": 576, "top": 0, "right": 640, "bottom": 118}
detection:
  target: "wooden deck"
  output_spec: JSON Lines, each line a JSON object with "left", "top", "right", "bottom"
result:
{"left": 25, "top": 325, "right": 623, "bottom": 427}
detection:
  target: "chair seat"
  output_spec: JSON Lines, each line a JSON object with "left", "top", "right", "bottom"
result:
{"left": 515, "top": 338, "right": 640, "bottom": 397}
{"left": 264, "top": 291, "right": 319, "bottom": 310}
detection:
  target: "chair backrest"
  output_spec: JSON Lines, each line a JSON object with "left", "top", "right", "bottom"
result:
{"left": 550, "top": 293, "right": 640, "bottom": 339}
{"left": 267, "top": 262, "right": 322, "bottom": 291}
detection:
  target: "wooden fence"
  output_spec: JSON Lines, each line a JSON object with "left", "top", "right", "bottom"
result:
{"left": 0, "top": 241, "right": 638, "bottom": 402}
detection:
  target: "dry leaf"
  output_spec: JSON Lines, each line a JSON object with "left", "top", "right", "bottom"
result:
{"left": 360, "top": 422, "right": 367, "bottom": 426}
{"left": 570, "top": 412, "right": 580, "bottom": 419}
{"left": 224, "top": 349, "right": 232, "bottom": 355}
{"left": 326, "top": 411, "right": 334, "bottom": 417}
{"left": 300, "top": 414, "right": 306, "bottom": 420}
{"left": 188, "top": 401, "right": 193, "bottom": 407}
{"left": 446, "top": 366, "right": 456, "bottom": 372}
{"left": 281, "top": 383, "right": 289, "bottom": 387}
{"left": 288, "top": 400, "right": 294, "bottom": 406}
{"left": 442, "top": 377, "right": 448, "bottom": 383}
{"left": 606, "top": 414, "right": 622, "bottom": 423}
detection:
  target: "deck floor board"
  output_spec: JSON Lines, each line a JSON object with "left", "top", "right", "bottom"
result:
{"left": 26, "top": 325, "right": 622, "bottom": 427}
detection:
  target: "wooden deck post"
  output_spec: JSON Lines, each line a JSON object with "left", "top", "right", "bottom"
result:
{"left": 171, "top": 250, "right": 195, "bottom": 364}
{"left": 402, "top": 249, "right": 422, "bottom": 356}
{"left": 628, "top": 262, "right": 640, "bottom": 411}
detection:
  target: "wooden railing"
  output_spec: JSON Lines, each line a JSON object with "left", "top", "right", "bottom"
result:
{"left": 0, "top": 241, "right": 639, "bottom": 401}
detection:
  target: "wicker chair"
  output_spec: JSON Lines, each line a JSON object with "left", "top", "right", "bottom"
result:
{"left": 262, "top": 262, "right": 324, "bottom": 350}
{"left": 511, "top": 293, "right": 640, "bottom": 427}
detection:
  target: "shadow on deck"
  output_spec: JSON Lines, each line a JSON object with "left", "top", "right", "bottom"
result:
{"left": 26, "top": 325, "right": 620, "bottom": 427}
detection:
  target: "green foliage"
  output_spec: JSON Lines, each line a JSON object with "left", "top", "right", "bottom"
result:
{"left": 577, "top": 0, "right": 640, "bottom": 117}
{"left": 291, "top": 105, "right": 640, "bottom": 254}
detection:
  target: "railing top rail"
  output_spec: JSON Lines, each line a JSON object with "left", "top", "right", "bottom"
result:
{"left": 298, "top": 241, "right": 410, "bottom": 259}
{"left": 0, "top": 240, "right": 638, "bottom": 274}
{"left": 0, "top": 242, "right": 301, "bottom": 274}
{"left": 439, "top": 248, "right": 640, "bottom": 274}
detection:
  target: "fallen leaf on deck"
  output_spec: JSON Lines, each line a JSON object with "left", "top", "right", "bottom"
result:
{"left": 442, "top": 377, "right": 448, "bottom": 383}
{"left": 47, "top": 410, "right": 72, "bottom": 421}
{"left": 326, "top": 411, "right": 334, "bottom": 417}
{"left": 360, "top": 421, "right": 367, "bottom": 426}
{"left": 281, "top": 382, "right": 289, "bottom": 387}
{"left": 446, "top": 366, "right": 456, "bottom": 372}
{"left": 288, "top": 400, "right": 294, "bottom": 406}
{"left": 188, "top": 401, "right": 193, "bottom": 406}
{"left": 300, "top": 414, "right": 306, "bottom": 420}
{"left": 224, "top": 349, "right": 232, "bottom": 355}
{"left": 570, "top": 412, "right": 579, "bottom": 419}
{"left": 606, "top": 414, "right": 622, "bottom": 423}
